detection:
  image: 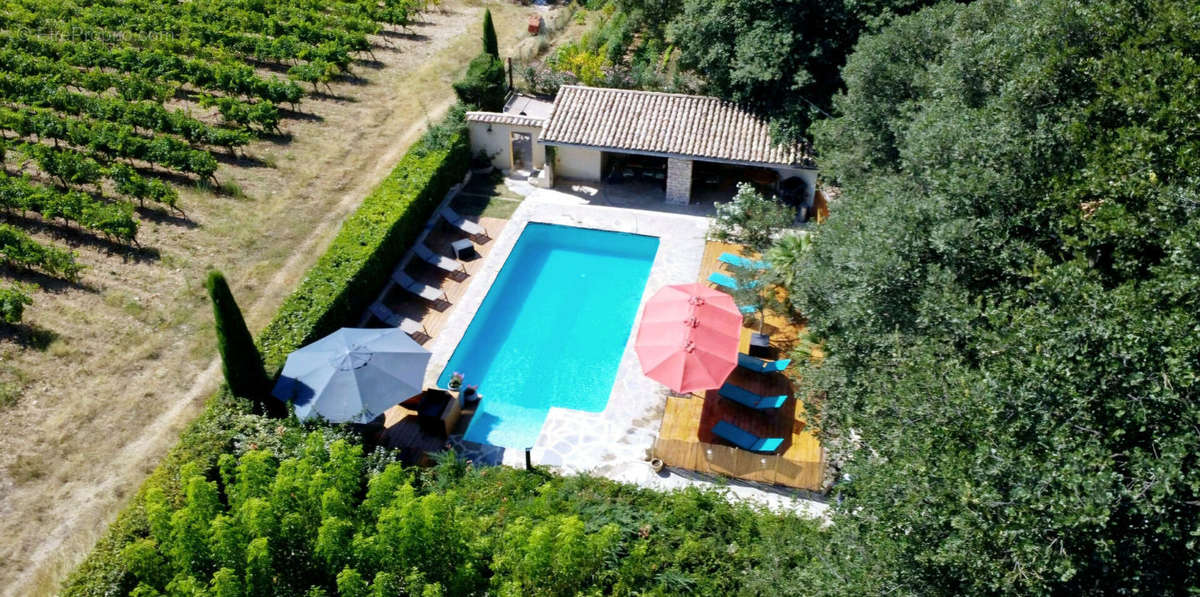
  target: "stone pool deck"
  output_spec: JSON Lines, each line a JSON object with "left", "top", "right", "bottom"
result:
{"left": 423, "top": 183, "right": 828, "bottom": 518}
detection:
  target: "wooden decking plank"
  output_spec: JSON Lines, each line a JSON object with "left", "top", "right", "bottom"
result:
{"left": 382, "top": 216, "right": 508, "bottom": 338}
{"left": 374, "top": 215, "right": 507, "bottom": 453}
{"left": 654, "top": 241, "right": 824, "bottom": 490}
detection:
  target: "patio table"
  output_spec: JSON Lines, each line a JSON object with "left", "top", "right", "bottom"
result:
{"left": 451, "top": 238, "right": 476, "bottom": 260}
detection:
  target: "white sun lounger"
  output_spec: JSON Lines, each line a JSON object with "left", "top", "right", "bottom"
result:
{"left": 440, "top": 206, "right": 489, "bottom": 239}
{"left": 391, "top": 269, "right": 447, "bottom": 303}
{"left": 414, "top": 242, "right": 464, "bottom": 274}
{"left": 368, "top": 302, "right": 427, "bottom": 337}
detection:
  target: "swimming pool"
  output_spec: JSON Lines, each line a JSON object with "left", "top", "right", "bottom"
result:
{"left": 437, "top": 223, "right": 659, "bottom": 449}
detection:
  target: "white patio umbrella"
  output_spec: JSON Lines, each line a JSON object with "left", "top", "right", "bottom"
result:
{"left": 271, "top": 327, "right": 430, "bottom": 423}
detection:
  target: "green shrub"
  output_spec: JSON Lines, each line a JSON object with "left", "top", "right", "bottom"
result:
{"left": 0, "top": 284, "right": 32, "bottom": 324}
{"left": 452, "top": 54, "right": 507, "bottom": 112}
{"left": 108, "top": 432, "right": 823, "bottom": 597}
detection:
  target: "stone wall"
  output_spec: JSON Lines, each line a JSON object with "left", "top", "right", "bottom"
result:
{"left": 666, "top": 157, "right": 693, "bottom": 204}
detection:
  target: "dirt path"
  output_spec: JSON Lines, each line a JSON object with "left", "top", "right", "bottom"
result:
{"left": 0, "top": 3, "right": 580, "bottom": 594}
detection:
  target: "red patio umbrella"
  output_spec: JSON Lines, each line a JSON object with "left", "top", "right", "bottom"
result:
{"left": 634, "top": 283, "right": 742, "bottom": 394}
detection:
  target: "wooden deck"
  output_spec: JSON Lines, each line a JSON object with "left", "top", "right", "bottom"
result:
{"left": 369, "top": 215, "right": 509, "bottom": 340}
{"left": 653, "top": 241, "right": 825, "bottom": 490}
{"left": 365, "top": 206, "right": 507, "bottom": 455}
{"left": 378, "top": 397, "right": 479, "bottom": 465}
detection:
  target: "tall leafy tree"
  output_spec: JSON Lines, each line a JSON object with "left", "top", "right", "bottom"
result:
{"left": 796, "top": 0, "right": 1200, "bottom": 594}
{"left": 206, "top": 270, "right": 270, "bottom": 404}
{"left": 666, "top": 0, "right": 939, "bottom": 143}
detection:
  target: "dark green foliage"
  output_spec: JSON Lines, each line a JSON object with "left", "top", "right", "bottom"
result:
{"left": 669, "top": 0, "right": 843, "bottom": 141}
{"left": 596, "top": 0, "right": 940, "bottom": 142}
{"left": 115, "top": 432, "right": 824, "bottom": 596}
{"left": 482, "top": 8, "right": 499, "bottom": 57}
{"left": 452, "top": 53, "right": 507, "bottom": 112}
{"left": 792, "top": 0, "right": 1200, "bottom": 594}
{"left": 206, "top": 270, "right": 269, "bottom": 402}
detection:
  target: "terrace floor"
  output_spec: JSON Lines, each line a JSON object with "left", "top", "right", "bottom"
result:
{"left": 372, "top": 220, "right": 512, "bottom": 339}
{"left": 364, "top": 174, "right": 828, "bottom": 514}
{"left": 366, "top": 173, "right": 517, "bottom": 460}
{"left": 652, "top": 241, "right": 825, "bottom": 490}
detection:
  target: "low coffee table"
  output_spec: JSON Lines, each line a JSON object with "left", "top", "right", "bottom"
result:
{"left": 450, "top": 238, "right": 476, "bottom": 260}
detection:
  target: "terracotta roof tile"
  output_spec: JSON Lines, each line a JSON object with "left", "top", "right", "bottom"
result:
{"left": 541, "top": 86, "right": 813, "bottom": 168}
{"left": 465, "top": 112, "right": 544, "bottom": 128}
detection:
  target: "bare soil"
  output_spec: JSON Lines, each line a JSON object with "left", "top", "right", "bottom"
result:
{"left": 0, "top": 2, "right": 581, "bottom": 594}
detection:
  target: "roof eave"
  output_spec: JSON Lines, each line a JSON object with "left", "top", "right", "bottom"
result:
{"left": 539, "top": 139, "right": 816, "bottom": 171}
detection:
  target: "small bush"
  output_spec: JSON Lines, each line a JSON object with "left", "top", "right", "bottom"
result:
{"left": 452, "top": 53, "right": 507, "bottom": 112}
{"left": 0, "top": 284, "right": 32, "bottom": 324}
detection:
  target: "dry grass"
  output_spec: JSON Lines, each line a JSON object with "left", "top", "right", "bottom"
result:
{"left": 0, "top": 2, "right": 585, "bottom": 595}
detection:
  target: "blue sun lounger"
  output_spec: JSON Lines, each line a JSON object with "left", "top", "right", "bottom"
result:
{"left": 738, "top": 353, "right": 791, "bottom": 374}
{"left": 719, "top": 252, "right": 768, "bottom": 270}
{"left": 712, "top": 420, "right": 783, "bottom": 453}
{"left": 707, "top": 272, "right": 762, "bottom": 291}
{"left": 719, "top": 383, "right": 788, "bottom": 410}
{"left": 740, "top": 304, "right": 758, "bottom": 314}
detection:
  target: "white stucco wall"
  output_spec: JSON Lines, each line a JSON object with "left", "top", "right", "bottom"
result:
{"left": 774, "top": 167, "right": 819, "bottom": 204}
{"left": 550, "top": 145, "right": 603, "bottom": 182}
{"left": 467, "top": 121, "right": 546, "bottom": 171}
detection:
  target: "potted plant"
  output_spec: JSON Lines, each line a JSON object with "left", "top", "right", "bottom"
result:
{"left": 447, "top": 371, "right": 464, "bottom": 391}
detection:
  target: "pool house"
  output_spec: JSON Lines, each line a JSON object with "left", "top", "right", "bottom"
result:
{"left": 467, "top": 86, "right": 819, "bottom": 217}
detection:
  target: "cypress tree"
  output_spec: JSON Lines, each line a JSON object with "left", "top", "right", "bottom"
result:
{"left": 482, "top": 8, "right": 499, "bottom": 57}
{"left": 205, "top": 270, "right": 270, "bottom": 403}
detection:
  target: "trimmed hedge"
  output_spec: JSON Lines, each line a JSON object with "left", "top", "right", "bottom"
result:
{"left": 60, "top": 113, "right": 469, "bottom": 597}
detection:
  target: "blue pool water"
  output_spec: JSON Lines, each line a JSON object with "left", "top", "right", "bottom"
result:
{"left": 437, "top": 223, "right": 659, "bottom": 449}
